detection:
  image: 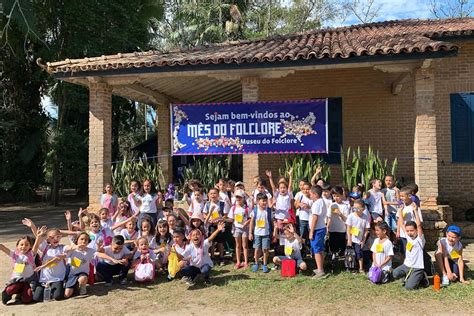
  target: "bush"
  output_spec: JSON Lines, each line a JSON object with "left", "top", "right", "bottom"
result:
{"left": 181, "top": 156, "right": 230, "bottom": 192}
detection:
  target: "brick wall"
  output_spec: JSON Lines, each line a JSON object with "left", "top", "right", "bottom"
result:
{"left": 434, "top": 40, "right": 474, "bottom": 219}
{"left": 157, "top": 102, "right": 172, "bottom": 185}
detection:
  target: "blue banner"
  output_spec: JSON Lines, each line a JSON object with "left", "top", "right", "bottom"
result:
{"left": 171, "top": 99, "right": 328, "bottom": 155}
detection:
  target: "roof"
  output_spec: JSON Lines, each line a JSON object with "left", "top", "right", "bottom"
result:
{"left": 43, "top": 18, "right": 474, "bottom": 76}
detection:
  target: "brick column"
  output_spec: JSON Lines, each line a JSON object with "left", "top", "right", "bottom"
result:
{"left": 157, "top": 102, "right": 172, "bottom": 185}
{"left": 89, "top": 82, "right": 112, "bottom": 209}
{"left": 242, "top": 77, "right": 261, "bottom": 186}
{"left": 414, "top": 65, "right": 438, "bottom": 209}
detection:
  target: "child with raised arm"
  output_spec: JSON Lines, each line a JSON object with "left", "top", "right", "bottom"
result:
{"left": 249, "top": 193, "right": 273, "bottom": 273}
{"left": 397, "top": 186, "right": 423, "bottom": 258}
{"left": 367, "top": 179, "right": 386, "bottom": 223}
{"left": 273, "top": 223, "right": 307, "bottom": 272}
{"left": 393, "top": 208, "right": 429, "bottom": 290}
{"left": 95, "top": 235, "right": 132, "bottom": 286}
{"left": 1, "top": 226, "right": 46, "bottom": 305}
{"left": 100, "top": 183, "right": 118, "bottom": 216}
{"left": 309, "top": 185, "right": 328, "bottom": 279}
{"left": 369, "top": 222, "right": 394, "bottom": 284}
{"left": 181, "top": 221, "right": 226, "bottom": 286}
{"left": 435, "top": 225, "right": 469, "bottom": 285}
{"left": 346, "top": 199, "right": 371, "bottom": 273}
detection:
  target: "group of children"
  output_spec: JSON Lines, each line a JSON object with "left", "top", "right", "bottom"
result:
{"left": 1, "top": 174, "right": 470, "bottom": 305}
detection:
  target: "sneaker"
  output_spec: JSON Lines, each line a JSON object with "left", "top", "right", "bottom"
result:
{"left": 272, "top": 264, "right": 279, "bottom": 271}
{"left": 204, "top": 279, "right": 212, "bottom": 286}
{"left": 79, "top": 284, "right": 87, "bottom": 296}
{"left": 104, "top": 281, "right": 113, "bottom": 287}
{"left": 252, "top": 264, "right": 259, "bottom": 272}
{"left": 2, "top": 290, "right": 11, "bottom": 305}
{"left": 312, "top": 271, "right": 328, "bottom": 280}
{"left": 442, "top": 274, "right": 450, "bottom": 286}
{"left": 185, "top": 277, "right": 195, "bottom": 286}
{"left": 119, "top": 279, "right": 128, "bottom": 285}
{"left": 262, "top": 265, "right": 269, "bottom": 273}
{"left": 219, "top": 260, "right": 225, "bottom": 267}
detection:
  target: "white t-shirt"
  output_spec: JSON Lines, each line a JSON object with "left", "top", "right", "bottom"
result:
{"left": 310, "top": 198, "right": 327, "bottom": 231}
{"left": 382, "top": 187, "right": 398, "bottom": 215}
{"left": 67, "top": 247, "right": 96, "bottom": 275}
{"left": 252, "top": 189, "right": 272, "bottom": 204}
{"left": 9, "top": 250, "right": 35, "bottom": 280}
{"left": 274, "top": 191, "right": 293, "bottom": 220}
{"left": 252, "top": 207, "right": 271, "bottom": 236}
{"left": 367, "top": 189, "right": 384, "bottom": 215}
{"left": 399, "top": 203, "right": 424, "bottom": 238}
{"left": 346, "top": 212, "right": 370, "bottom": 244}
{"left": 101, "top": 218, "right": 114, "bottom": 230}
{"left": 283, "top": 238, "right": 302, "bottom": 260}
{"left": 438, "top": 237, "right": 463, "bottom": 261}
{"left": 228, "top": 205, "right": 249, "bottom": 229}
{"left": 322, "top": 196, "right": 333, "bottom": 212}
{"left": 296, "top": 194, "right": 312, "bottom": 221}
{"left": 39, "top": 243, "right": 67, "bottom": 283}
{"left": 182, "top": 239, "right": 213, "bottom": 268}
{"left": 370, "top": 238, "right": 394, "bottom": 271}
{"left": 137, "top": 193, "right": 159, "bottom": 214}
{"left": 187, "top": 199, "right": 205, "bottom": 215}
{"left": 120, "top": 228, "right": 138, "bottom": 243}
{"left": 133, "top": 249, "right": 157, "bottom": 262}
{"left": 101, "top": 245, "right": 131, "bottom": 265}
{"left": 404, "top": 235, "right": 425, "bottom": 269}
{"left": 327, "top": 202, "right": 351, "bottom": 233}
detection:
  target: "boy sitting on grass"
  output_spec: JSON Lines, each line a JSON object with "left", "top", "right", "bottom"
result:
{"left": 273, "top": 223, "right": 307, "bottom": 272}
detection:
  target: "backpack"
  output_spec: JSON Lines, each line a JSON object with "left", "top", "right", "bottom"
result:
{"left": 368, "top": 266, "right": 383, "bottom": 284}
{"left": 135, "top": 258, "right": 155, "bottom": 282}
{"left": 423, "top": 250, "right": 435, "bottom": 276}
{"left": 281, "top": 259, "right": 296, "bottom": 277}
{"left": 252, "top": 207, "right": 273, "bottom": 234}
{"left": 344, "top": 246, "right": 356, "bottom": 270}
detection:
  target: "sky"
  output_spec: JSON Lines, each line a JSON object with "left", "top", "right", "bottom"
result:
{"left": 41, "top": 0, "right": 435, "bottom": 118}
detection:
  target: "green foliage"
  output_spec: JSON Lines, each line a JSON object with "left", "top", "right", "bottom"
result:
{"left": 341, "top": 146, "right": 398, "bottom": 190}
{"left": 112, "top": 154, "right": 165, "bottom": 197}
{"left": 181, "top": 156, "right": 230, "bottom": 192}
{"left": 279, "top": 154, "right": 331, "bottom": 194}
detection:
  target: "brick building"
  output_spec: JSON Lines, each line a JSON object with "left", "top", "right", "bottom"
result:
{"left": 42, "top": 18, "right": 474, "bottom": 238}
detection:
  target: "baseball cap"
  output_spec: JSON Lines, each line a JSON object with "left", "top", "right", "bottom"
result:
{"left": 349, "top": 192, "right": 361, "bottom": 199}
{"left": 446, "top": 225, "right": 461, "bottom": 236}
{"left": 234, "top": 189, "right": 245, "bottom": 198}
{"left": 235, "top": 181, "right": 244, "bottom": 187}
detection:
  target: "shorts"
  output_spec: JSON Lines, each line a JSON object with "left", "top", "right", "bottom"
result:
{"left": 448, "top": 259, "right": 460, "bottom": 276}
{"left": 277, "top": 256, "right": 304, "bottom": 267}
{"left": 310, "top": 227, "right": 327, "bottom": 254}
{"left": 208, "top": 225, "right": 226, "bottom": 243}
{"left": 233, "top": 226, "right": 249, "bottom": 238}
{"left": 253, "top": 235, "right": 271, "bottom": 250}
{"left": 65, "top": 272, "right": 88, "bottom": 289}
{"left": 353, "top": 243, "right": 363, "bottom": 260}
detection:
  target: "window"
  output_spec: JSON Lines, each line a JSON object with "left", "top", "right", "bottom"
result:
{"left": 451, "top": 93, "right": 474, "bottom": 162}
{"left": 312, "top": 97, "right": 342, "bottom": 164}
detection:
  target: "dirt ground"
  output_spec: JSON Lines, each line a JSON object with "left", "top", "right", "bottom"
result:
{"left": 0, "top": 202, "right": 473, "bottom": 316}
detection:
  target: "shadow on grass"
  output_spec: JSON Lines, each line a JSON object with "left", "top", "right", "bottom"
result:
{"left": 186, "top": 273, "right": 251, "bottom": 290}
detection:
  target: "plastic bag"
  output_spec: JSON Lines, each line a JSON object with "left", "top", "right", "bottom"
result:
{"left": 168, "top": 250, "right": 180, "bottom": 278}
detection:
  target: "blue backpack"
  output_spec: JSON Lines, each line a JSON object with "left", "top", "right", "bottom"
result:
{"left": 252, "top": 207, "right": 273, "bottom": 234}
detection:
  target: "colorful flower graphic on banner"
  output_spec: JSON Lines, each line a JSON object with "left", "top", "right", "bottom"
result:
{"left": 194, "top": 136, "right": 244, "bottom": 151}
{"left": 280, "top": 112, "right": 317, "bottom": 145}
{"left": 172, "top": 106, "right": 188, "bottom": 153}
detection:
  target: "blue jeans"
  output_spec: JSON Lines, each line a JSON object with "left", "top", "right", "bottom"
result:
{"left": 385, "top": 212, "right": 397, "bottom": 232}
{"left": 299, "top": 219, "right": 309, "bottom": 241}
{"left": 96, "top": 261, "right": 130, "bottom": 282}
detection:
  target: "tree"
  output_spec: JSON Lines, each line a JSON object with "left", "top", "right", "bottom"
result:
{"left": 429, "top": 0, "right": 474, "bottom": 18}
{"left": 340, "top": 0, "right": 382, "bottom": 24}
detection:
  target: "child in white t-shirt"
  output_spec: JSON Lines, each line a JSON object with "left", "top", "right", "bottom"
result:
{"left": 249, "top": 193, "right": 273, "bottom": 273}
{"left": 309, "top": 185, "right": 328, "bottom": 279}
{"left": 273, "top": 223, "right": 307, "bottom": 272}
{"left": 228, "top": 189, "right": 251, "bottom": 269}
{"left": 382, "top": 175, "right": 399, "bottom": 232}
{"left": 367, "top": 179, "right": 386, "bottom": 223}
{"left": 187, "top": 188, "right": 206, "bottom": 216}
{"left": 397, "top": 187, "right": 423, "bottom": 259}
{"left": 95, "top": 235, "right": 132, "bottom": 286}
{"left": 435, "top": 225, "right": 469, "bottom": 285}
{"left": 266, "top": 168, "right": 293, "bottom": 242}
{"left": 369, "top": 222, "right": 394, "bottom": 283}
{"left": 295, "top": 181, "right": 313, "bottom": 249}
{"left": 327, "top": 186, "right": 351, "bottom": 257}
{"left": 346, "top": 199, "right": 371, "bottom": 273}
{"left": 393, "top": 208, "right": 429, "bottom": 290}
{"left": 132, "top": 237, "right": 157, "bottom": 269}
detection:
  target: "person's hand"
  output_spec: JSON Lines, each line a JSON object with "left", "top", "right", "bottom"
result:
{"left": 288, "top": 224, "right": 295, "bottom": 234}
{"left": 118, "top": 259, "right": 128, "bottom": 265}
{"left": 34, "top": 265, "right": 44, "bottom": 272}
{"left": 64, "top": 211, "right": 72, "bottom": 221}
{"left": 396, "top": 231, "right": 400, "bottom": 239}
{"left": 265, "top": 170, "right": 272, "bottom": 178}
{"left": 37, "top": 226, "right": 47, "bottom": 237}
{"left": 315, "top": 165, "right": 322, "bottom": 175}
{"left": 249, "top": 233, "right": 254, "bottom": 241}
{"left": 360, "top": 240, "right": 365, "bottom": 248}
{"left": 288, "top": 167, "right": 293, "bottom": 177}
{"left": 309, "top": 231, "right": 314, "bottom": 240}
{"left": 448, "top": 272, "right": 457, "bottom": 281}
{"left": 22, "top": 218, "right": 34, "bottom": 228}
{"left": 217, "top": 221, "right": 225, "bottom": 232}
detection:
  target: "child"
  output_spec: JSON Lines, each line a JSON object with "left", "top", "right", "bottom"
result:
{"left": 273, "top": 223, "right": 307, "bottom": 272}
{"left": 435, "top": 225, "right": 469, "bottom": 285}
{"left": 184, "top": 179, "right": 207, "bottom": 205}
{"left": 382, "top": 175, "right": 399, "bottom": 232}
{"left": 233, "top": 181, "right": 253, "bottom": 208}
{"left": 99, "top": 207, "right": 114, "bottom": 230}
{"left": 295, "top": 181, "right": 312, "bottom": 238}
{"left": 397, "top": 186, "right": 423, "bottom": 257}
{"left": 370, "top": 222, "right": 394, "bottom": 283}
{"left": 309, "top": 185, "right": 328, "bottom": 279}
{"left": 112, "top": 200, "right": 133, "bottom": 235}
{"left": 134, "top": 179, "right": 161, "bottom": 229}
{"left": 138, "top": 215, "right": 155, "bottom": 245}
{"left": 186, "top": 188, "right": 206, "bottom": 217}
{"left": 127, "top": 180, "right": 141, "bottom": 215}
{"left": 87, "top": 213, "right": 113, "bottom": 248}
{"left": 346, "top": 199, "right": 371, "bottom": 273}
{"left": 321, "top": 182, "right": 333, "bottom": 213}
{"left": 32, "top": 228, "right": 68, "bottom": 302}
{"left": 252, "top": 177, "right": 272, "bottom": 207}
{"left": 407, "top": 183, "right": 420, "bottom": 207}
{"left": 266, "top": 169, "right": 293, "bottom": 229}
{"left": 170, "top": 227, "right": 189, "bottom": 272}
{"left": 249, "top": 193, "right": 273, "bottom": 273}
{"left": 120, "top": 218, "right": 138, "bottom": 251}
{"left": 100, "top": 183, "right": 118, "bottom": 216}
{"left": 326, "top": 186, "right": 351, "bottom": 258}
{"left": 95, "top": 235, "right": 132, "bottom": 286}
{"left": 132, "top": 237, "right": 157, "bottom": 270}
{"left": 151, "top": 219, "right": 173, "bottom": 270}
{"left": 1, "top": 226, "right": 46, "bottom": 305}
{"left": 228, "top": 189, "right": 250, "bottom": 269}
{"left": 167, "top": 213, "right": 178, "bottom": 234}
{"left": 393, "top": 210, "right": 429, "bottom": 290}
{"left": 63, "top": 232, "right": 96, "bottom": 298}
{"left": 367, "top": 179, "right": 386, "bottom": 222}
{"left": 180, "top": 221, "right": 225, "bottom": 286}
{"left": 204, "top": 188, "right": 227, "bottom": 266}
